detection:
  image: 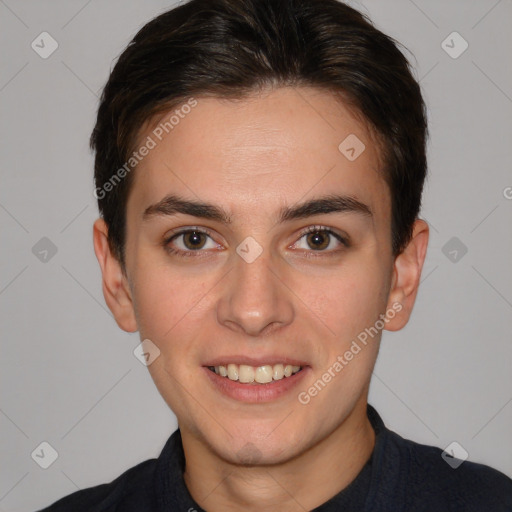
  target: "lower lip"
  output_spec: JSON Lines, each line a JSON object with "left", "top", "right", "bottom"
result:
{"left": 203, "top": 366, "right": 310, "bottom": 403}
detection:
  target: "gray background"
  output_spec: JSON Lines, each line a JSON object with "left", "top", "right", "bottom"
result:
{"left": 1, "top": 0, "right": 511, "bottom": 510}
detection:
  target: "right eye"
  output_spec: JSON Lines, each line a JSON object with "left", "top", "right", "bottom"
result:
{"left": 164, "top": 227, "right": 221, "bottom": 257}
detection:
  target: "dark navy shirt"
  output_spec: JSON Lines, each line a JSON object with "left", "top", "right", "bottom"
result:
{"left": 37, "top": 405, "right": 512, "bottom": 511}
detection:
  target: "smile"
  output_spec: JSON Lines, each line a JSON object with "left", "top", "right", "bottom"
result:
{"left": 208, "top": 364, "right": 302, "bottom": 384}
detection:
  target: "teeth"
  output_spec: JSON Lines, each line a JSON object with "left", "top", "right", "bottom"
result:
{"left": 227, "top": 364, "right": 238, "bottom": 381}
{"left": 273, "top": 364, "right": 284, "bottom": 380}
{"left": 212, "top": 363, "right": 302, "bottom": 384}
{"left": 239, "top": 364, "right": 255, "bottom": 383}
{"left": 255, "top": 365, "right": 273, "bottom": 384}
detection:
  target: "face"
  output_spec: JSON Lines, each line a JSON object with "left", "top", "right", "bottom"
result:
{"left": 95, "top": 86, "right": 425, "bottom": 466}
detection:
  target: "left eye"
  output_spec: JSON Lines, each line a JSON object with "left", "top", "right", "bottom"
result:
{"left": 292, "top": 228, "right": 346, "bottom": 252}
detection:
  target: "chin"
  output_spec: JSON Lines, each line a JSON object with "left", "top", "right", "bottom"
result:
{"left": 203, "top": 421, "right": 310, "bottom": 467}
{"left": 222, "top": 439, "right": 300, "bottom": 467}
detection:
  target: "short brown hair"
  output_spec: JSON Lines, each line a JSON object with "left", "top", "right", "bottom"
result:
{"left": 91, "top": 0, "right": 428, "bottom": 266}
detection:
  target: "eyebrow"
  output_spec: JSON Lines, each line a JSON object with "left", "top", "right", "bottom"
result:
{"left": 142, "top": 193, "right": 372, "bottom": 224}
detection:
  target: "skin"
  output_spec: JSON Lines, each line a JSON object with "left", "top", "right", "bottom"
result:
{"left": 93, "top": 86, "right": 429, "bottom": 511}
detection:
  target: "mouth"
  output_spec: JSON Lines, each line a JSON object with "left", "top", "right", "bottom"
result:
{"left": 203, "top": 360, "right": 309, "bottom": 403}
{"left": 207, "top": 363, "right": 303, "bottom": 384}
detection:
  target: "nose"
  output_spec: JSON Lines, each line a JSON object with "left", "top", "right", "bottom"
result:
{"left": 216, "top": 247, "right": 294, "bottom": 337}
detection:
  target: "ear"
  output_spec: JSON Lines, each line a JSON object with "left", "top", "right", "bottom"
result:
{"left": 93, "top": 218, "right": 138, "bottom": 332}
{"left": 384, "top": 219, "right": 429, "bottom": 331}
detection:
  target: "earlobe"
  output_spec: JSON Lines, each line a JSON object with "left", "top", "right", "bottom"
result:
{"left": 93, "top": 218, "right": 138, "bottom": 333}
{"left": 384, "top": 219, "right": 429, "bottom": 332}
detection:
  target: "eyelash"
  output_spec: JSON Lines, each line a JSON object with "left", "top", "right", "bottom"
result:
{"left": 163, "top": 225, "right": 349, "bottom": 259}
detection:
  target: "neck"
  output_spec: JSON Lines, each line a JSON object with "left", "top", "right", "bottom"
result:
{"left": 182, "top": 399, "right": 375, "bottom": 512}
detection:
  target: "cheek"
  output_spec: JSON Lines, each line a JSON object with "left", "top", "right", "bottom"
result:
{"left": 295, "top": 260, "right": 389, "bottom": 343}
{"left": 130, "top": 262, "right": 204, "bottom": 341}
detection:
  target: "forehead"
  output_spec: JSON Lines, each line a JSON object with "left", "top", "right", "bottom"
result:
{"left": 128, "top": 86, "right": 390, "bottom": 224}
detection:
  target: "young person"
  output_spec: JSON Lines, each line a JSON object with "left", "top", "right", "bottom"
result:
{"left": 39, "top": 0, "right": 512, "bottom": 510}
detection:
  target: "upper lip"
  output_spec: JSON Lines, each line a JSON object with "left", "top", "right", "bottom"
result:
{"left": 204, "top": 356, "right": 309, "bottom": 367}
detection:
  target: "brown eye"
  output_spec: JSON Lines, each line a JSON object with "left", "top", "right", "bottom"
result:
{"left": 292, "top": 226, "right": 348, "bottom": 255}
{"left": 182, "top": 230, "right": 207, "bottom": 250}
{"left": 306, "top": 231, "right": 330, "bottom": 250}
{"left": 164, "top": 228, "right": 219, "bottom": 257}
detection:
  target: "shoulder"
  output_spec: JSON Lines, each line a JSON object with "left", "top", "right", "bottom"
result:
{"left": 36, "top": 458, "right": 158, "bottom": 512}
{"left": 387, "top": 430, "right": 512, "bottom": 511}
